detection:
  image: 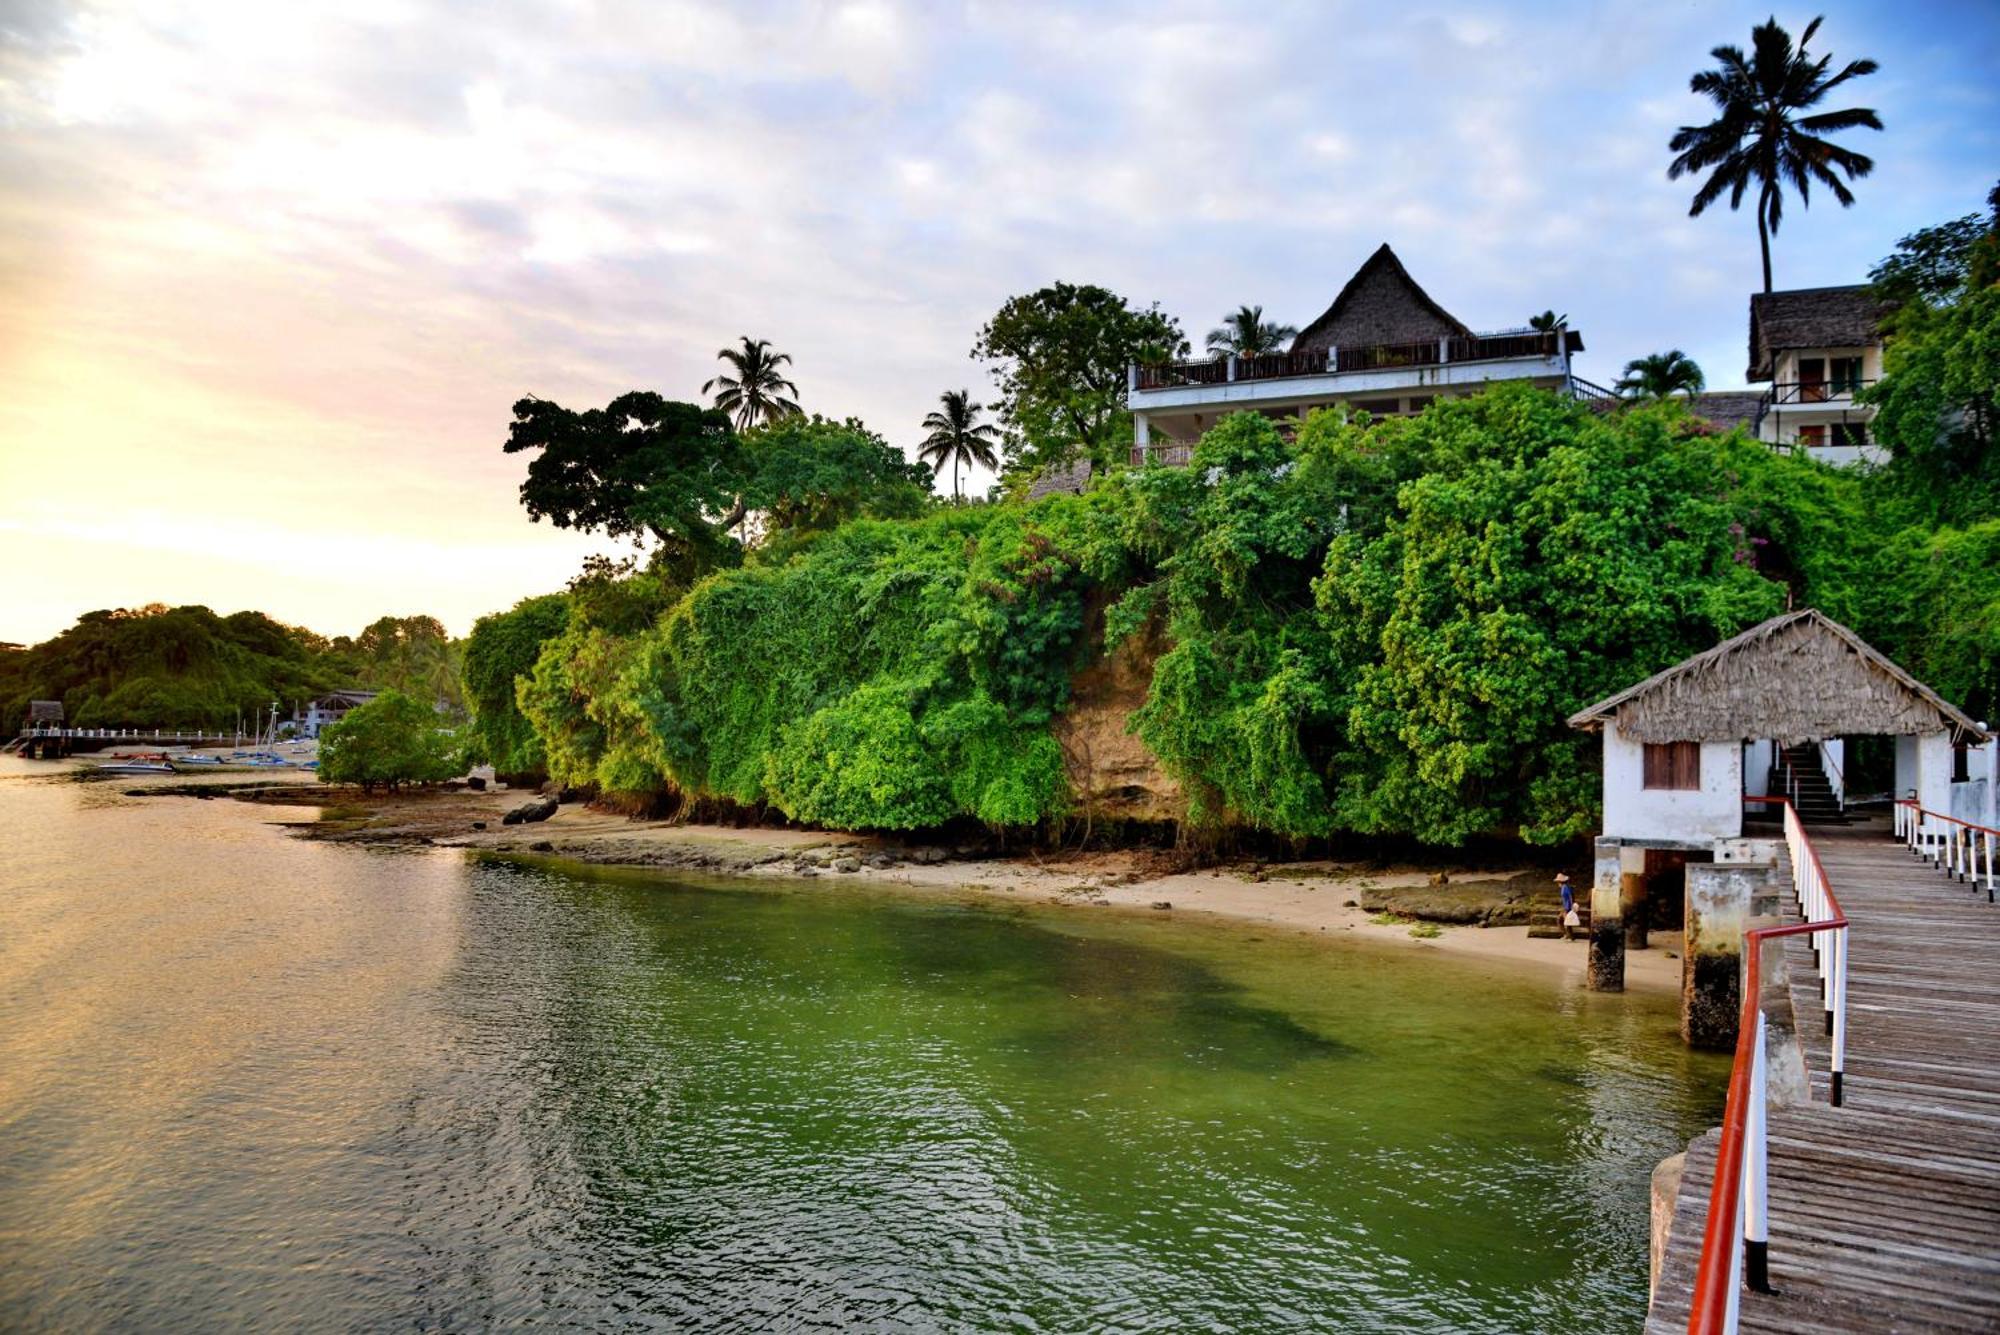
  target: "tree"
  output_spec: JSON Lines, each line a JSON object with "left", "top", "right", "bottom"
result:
{"left": 970, "top": 282, "right": 1186, "bottom": 478}
{"left": 1205, "top": 305, "right": 1297, "bottom": 357}
{"left": 1616, "top": 350, "right": 1707, "bottom": 399}
{"left": 1870, "top": 211, "right": 1988, "bottom": 306}
{"left": 340, "top": 614, "right": 461, "bottom": 710}
{"left": 1667, "top": 15, "right": 1881, "bottom": 293}
{"left": 318, "top": 690, "right": 463, "bottom": 791}
{"left": 1865, "top": 285, "right": 2000, "bottom": 510}
{"left": 462, "top": 593, "right": 571, "bottom": 778}
{"left": 703, "top": 337, "right": 801, "bottom": 430}
{"left": 917, "top": 390, "right": 1001, "bottom": 501}
{"left": 504, "top": 392, "right": 748, "bottom": 566}
{"left": 740, "top": 415, "right": 934, "bottom": 537}
{"left": 1529, "top": 310, "right": 1568, "bottom": 332}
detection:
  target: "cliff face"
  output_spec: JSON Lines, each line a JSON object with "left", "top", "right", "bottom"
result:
{"left": 1053, "top": 631, "right": 1181, "bottom": 824}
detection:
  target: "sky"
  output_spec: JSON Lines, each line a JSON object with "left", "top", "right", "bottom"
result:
{"left": 2, "top": 0, "right": 1996, "bottom": 646}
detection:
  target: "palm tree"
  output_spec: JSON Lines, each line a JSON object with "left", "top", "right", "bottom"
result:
{"left": 918, "top": 390, "right": 1000, "bottom": 502}
{"left": 1616, "top": 350, "right": 1707, "bottom": 400}
{"left": 1205, "top": 305, "right": 1298, "bottom": 358}
{"left": 1667, "top": 16, "right": 1881, "bottom": 293}
{"left": 1528, "top": 310, "right": 1568, "bottom": 332}
{"left": 703, "top": 337, "right": 801, "bottom": 430}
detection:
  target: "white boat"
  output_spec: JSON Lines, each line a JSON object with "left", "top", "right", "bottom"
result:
{"left": 95, "top": 759, "right": 175, "bottom": 775}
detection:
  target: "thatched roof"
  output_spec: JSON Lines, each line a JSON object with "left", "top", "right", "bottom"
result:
{"left": 1292, "top": 244, "right": 1472, "bottom": 353}
{"left": 1568, "top": 609, "right": 1986, "bottom": 744}
{"left": 28, "top": 700, "right": 63, "bottom": 722}
{"left": 1747, "top": 285, "right": 1891, "bottom": 381}
{"left": 1026, "top": 457, "right": 1092, "bottom": 499}
{"left": 1686, "top": 390, "right": 1768, "bottom": 434}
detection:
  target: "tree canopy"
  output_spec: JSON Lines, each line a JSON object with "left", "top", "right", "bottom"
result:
{"left": 318, "top": 690, "right": 464, "bottom": 791}
{"left": 970, "top": 282, "right": 1185, "bottom": 481}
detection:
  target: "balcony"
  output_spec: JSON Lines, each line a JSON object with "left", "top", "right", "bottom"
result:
{"left": 1133, "top": 328, "right": 1574, "bottom": 392}
{"left": 1766, "top": 378, "right": 1875, "bottom": 407}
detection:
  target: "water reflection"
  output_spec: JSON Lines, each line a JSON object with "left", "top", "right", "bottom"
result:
{"left": 0, "top": 761, "right": 1725, "bottom": 1332}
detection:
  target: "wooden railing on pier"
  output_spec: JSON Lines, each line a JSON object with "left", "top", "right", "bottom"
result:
{"left": 1650, "top": 805, "right": 2000, "bottom": 1334}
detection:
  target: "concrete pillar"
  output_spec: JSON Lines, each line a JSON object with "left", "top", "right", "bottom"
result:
{"left": 1681, "top": 859, "right": 1776, "bottom": 1050}
{"left": 1649, "top": 1151, "right": 1686, "bottom": 1302}
{"left": 1623, "top": 864, "right": 1650, "bottom": 951}
{"left": 1133, "top": 412, "right": 1151, "bottom": 449}
{"left": 1588, "top": 837, "right": 1624, "bottom": 991}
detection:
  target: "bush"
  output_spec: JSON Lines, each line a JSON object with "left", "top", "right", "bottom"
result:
{"left": 318, "top": 690, "right": 463, "bottom": 791}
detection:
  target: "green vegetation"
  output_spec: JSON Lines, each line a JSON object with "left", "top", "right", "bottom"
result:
{"left": 317, "top": 690, "right": 463, "bottom": 790}
{"left": 1205, "top": 305, "right": 1297, "bottom": 357}
{"left": 917, "top": 390, "right": 1001, "bottom": 502}
{"left": 1615, "top": 350, "right": 1706, "bottom": 399}
{"left": 970, "top": 281, "right": 1186, "bottom": 481}
{"left": 1667, "top": 14, "right": 1881, "bottom": 292}
{"left": 0, "top": 604, "right": 462, "bottom": 731}
{"left": 703, "top": 336, "right": 802, "bottom": 430}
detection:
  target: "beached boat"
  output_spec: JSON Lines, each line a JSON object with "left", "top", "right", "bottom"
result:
{"left": 94, "top": 759, "right": 175, "bottom": 775}
{"left": 166, "top": 753, "right": 306, "bottom": 774}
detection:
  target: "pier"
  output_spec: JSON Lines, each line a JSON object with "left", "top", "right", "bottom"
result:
{"left": 1648, "top": 805, "right": 2000, "bottom": 1333}
{"left": 4, "top": 727, "right": 249, "bottom": 759}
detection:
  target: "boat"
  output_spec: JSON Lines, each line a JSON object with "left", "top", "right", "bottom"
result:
{"left": 166, "top": 753, "right": 306, "bottom": 774}
{"left": 95, "top": 758, "right": 175, "bottom": 775}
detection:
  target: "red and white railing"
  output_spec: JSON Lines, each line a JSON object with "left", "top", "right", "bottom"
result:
{"left": 1688, "top": 796, "right": 1850, "bottom": 1334}
{"left": 1895, "top": 798, "right": 1999, "bottom": 901}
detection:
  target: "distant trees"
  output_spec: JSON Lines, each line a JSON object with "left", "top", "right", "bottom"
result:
{"left": 703, "top": 337, "right": 802, "bottom": 430}
{"left": 971, "top": 281, "right": 1186, "bottom": 480}
{"left": 1667, "top": 15, "right": 1881, "bottom": 292}
{"left": 917, "top": 390, "right": 1001, "bottom": 501}
{"left": 1528, "top": 310, "right": 1568, "bottom": 332}
{"left": 318, "top": 690, "right": 463, "bottom": 791}
{"left": 1616, "top": 350, "right": 1707, "bottom": 399}
{"left": 336, "top": 615, "right": 461, "bottom": 711}
{"left": 1205, "top": 305, "right": 1297, "bottom": 357}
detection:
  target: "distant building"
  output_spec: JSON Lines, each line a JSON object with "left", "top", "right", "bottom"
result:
{"left": 1126, "top": 244, "right": 1598, "bottom": 463}
{"left": 1743, "top": 284, "right": 1893, "bottom": 466}
{"left": 27, "top": 700, "right": 62, "bottom": 728}
{"left": 298, "top": 690, "right": 378, "bottom": 738}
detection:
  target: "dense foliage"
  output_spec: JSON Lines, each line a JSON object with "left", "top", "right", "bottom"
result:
{"left": 318, "top": 690, "right": 463, "bottom": 790}
{"left": 461, "top": 594, "right": 570, "bottom": 776}
{"left": 970, "top": 282, "right": 1186, "bottom": 483}
{"left": 464, "top": 374, "right": 2000, "bottom": 844}
{"left": 0, "top": 604, "right": 461, "bottom": 731}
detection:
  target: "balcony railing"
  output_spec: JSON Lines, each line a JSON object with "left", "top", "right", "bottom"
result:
{"left": 1133, "top": 329, "right": 1566, "bottom": 392}
{"left": 1767, "top": 379, "right": 1875, "bottom": 406}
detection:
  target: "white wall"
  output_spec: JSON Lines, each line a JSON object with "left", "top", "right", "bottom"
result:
{"left": 1602, "top": 724, "right": 1743, "bottom": 843}
{"left": 1949, "top": 736, "right": 1997, "bottom": 830}
{"left": 1743, "top": 739, "right": 1774, "bottom": 796}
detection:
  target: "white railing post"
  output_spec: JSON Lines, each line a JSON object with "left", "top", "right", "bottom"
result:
{"left": 1745, "top": 1010, "right": 1771, "bottom": 1292}
{"left": 1831, "top": 931, "right": 1848, "bottom": 1106}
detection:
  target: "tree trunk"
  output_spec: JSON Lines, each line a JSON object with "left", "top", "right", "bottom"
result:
{"left": 953, "top": 455, "right": 961, "bottom": 503}
{"left": 1758, "top": 183, "right": 1775, "bottom": 294}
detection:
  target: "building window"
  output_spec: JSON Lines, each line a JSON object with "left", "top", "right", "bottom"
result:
{"left": 1954, "top": 743, "right": 1971, "bottom": 783}
{"left": 1832, "top": 422, "right": 1868, "bottom": 448}
{"left": 1830, "top": 356, "right": 1864, "bottom": 394}
{"left": 1797, "top": 356, "right": 1826, "bottom": 401}
{"left": 1797, "top": 424, "right": 1827, "bottom": 447}
{"left": 1643, "top": 741, "right": 1701, "bottom": 790}
{"left": 1354, "top": 397, "right": 1401, "bottom": 416}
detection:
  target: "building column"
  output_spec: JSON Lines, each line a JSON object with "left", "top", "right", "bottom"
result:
{"left": 1624, "top": 860, "right": 1650, "bottom": 951}
{"left": 1588, "top": 837, "right": 1625, "bottom": 991}
{"left": 1133, "top": 412, "right": 1151, "bottom": 454}
{"left": 1681, "top": 859, "right": 1778, "bottom": 1050}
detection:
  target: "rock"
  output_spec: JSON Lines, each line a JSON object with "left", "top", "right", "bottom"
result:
{"left": 1151, "top": 901, "right": 1173, "bottom": 911}
{"left": 910, "top": 846, "right": 949, "bottom": 865}
{"left": 1428, "top": 871, "right": 1451, "bottom": 886}
{"left": 831, "top": 856, "right": 862, "bottom": 873}
{"left": 529, "top": 840, "right": 554, "bottom": 853}
{"left": 471, "top": 821, "right": 487, "bottom": 831}
{"left": 467, "top": 776, "right": 487, "bottom": 791}
{"left": 864, "top": 853, "right": 895, "bottom": 869}
{"left": 502, "top": 796, "right": 558, "bottom": 826}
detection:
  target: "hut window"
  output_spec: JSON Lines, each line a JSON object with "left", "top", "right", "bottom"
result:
{"left": 1643, "top": 741, "right": 1701, "bottom": 791}
{"left": 1953, "top": 743, "right": 1971, "bottom": 783}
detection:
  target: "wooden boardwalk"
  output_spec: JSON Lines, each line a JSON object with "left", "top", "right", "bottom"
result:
{"left": 1648, "top": 823, "right": 2000, "bottom": 1333}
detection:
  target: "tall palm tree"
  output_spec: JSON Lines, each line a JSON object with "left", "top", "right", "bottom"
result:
{"left": 1616, "top": 350, "right": 1707, "bottom": 400}
{"left": 918, "top": 390, "right": 1000, "bottom": 502}
{"left": 1667, "top": 15, "right": 1881, "bottom": 293}
{"left": 1205, "top": 305, "right": 1298, "bottom": 357}
{"left": 703, "top": 337, "right": 801, "bottom": 430}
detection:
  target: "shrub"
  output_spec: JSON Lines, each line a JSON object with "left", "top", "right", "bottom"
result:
{"left": 318, "top": 690, "right": 463, "bottom": 791}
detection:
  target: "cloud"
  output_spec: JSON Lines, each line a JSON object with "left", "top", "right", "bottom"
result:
{"left": 0, "top": 0, "right": 1995, "bottom": 642}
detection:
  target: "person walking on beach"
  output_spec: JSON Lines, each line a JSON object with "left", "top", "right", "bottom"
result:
{"left": 1557, "top": 872, "right": 1580, "bottom": 941}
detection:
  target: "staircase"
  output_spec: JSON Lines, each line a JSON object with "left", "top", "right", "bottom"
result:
{"left": 1769, "top": 743, "right": 1847, "bottom": 825}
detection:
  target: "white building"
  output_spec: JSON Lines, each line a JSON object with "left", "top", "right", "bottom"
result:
{"left": 298, "top": 690, "right": 378, "bottom": 739}
{"left": 1126, "top": 244, "right": 1599, "bottom": 463}
{"left": 1744, "top": 284, "right": 1892, "bottom": 467}
{"left": 1569, "top": 609, "right": 1986, "bottom": 850}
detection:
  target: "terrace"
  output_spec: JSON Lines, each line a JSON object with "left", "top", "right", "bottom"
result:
{"left": 1132, "top": 328, "right": 1580, "bottom": 391}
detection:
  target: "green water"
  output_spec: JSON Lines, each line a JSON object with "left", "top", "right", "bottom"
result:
{"left": 0, "top": 759, "right": 1725, "bottom": 1331}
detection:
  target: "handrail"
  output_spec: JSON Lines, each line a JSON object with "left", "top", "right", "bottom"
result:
{"left": 1689, "top": 796, "right": 1850, "bottom": 1334}
{"left": 1895, "top": 798, "right": 1999, "bottom": 900}
{"left": 1818, "top": 741, "right": 1845, "bottom": 811}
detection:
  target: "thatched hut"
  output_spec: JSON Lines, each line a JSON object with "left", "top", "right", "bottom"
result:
{"left": 27, "top": 700, "right": 63, "bottom": 727}
{"left": 1290, "top": 243, "right": 1472, "bottom": 354}
{"left": 1569, "top": 609, "right": 1985, "bottom": 846}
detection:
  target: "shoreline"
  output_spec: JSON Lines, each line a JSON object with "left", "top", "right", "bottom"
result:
{"left": 110, "top": 772, "right": 1685, "bottom": 996}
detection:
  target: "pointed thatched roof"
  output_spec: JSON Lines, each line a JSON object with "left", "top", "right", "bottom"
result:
{"left": 1568, "top": 609, "right": 1986, "bottom": 745}
{"left": 1747, "top": 285, "right": 1892, "bottom": 381}
{"left": 1291, "top": 244, "right": 1473, "bottom": 354}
